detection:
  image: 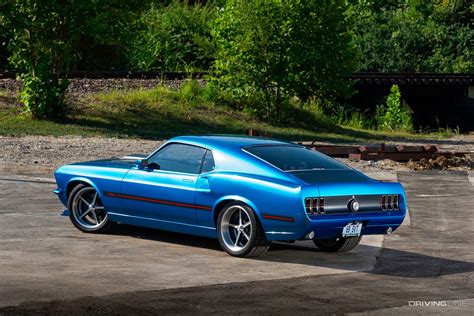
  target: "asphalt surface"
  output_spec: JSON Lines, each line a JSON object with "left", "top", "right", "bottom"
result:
{"left": 0, "top": 171, "right": 472, "bottom": 315}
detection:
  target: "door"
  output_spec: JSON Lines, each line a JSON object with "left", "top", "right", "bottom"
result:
{"left": 121, "top": 143, "right": 208, "bottom": 224}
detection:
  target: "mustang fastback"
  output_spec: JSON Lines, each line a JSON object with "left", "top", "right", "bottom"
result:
{"left": 54, "top": 135, "right": 407, "bottom": 257}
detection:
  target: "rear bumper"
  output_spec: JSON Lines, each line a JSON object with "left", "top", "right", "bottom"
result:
{"left": 265, "top": 210, "right": 405, "bottom": 241}
{"left": 306, "top": 211, "right": 405, "bottom": 240}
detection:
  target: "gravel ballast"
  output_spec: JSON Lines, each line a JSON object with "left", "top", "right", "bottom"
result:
{"left": 0, "top": 135, "right": 471, "bottom": 176}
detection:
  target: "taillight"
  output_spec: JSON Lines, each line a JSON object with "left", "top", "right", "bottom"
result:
{"left": 318, "top": 198, "right": 325, "bottom": 214}
{"left": 381, "top": 195, "right": 387, "bottom": 210}
{"left": 381, "top": 195, "right": 399, "bottom": 211}
{"left": 393, "top": 195, "right": 399, "bottom": 210}
{"left": 305, "top": 198, "right": 311, "bottom": 213}
{"left": 305, "top": 197, "right": 325, "bottom": 215}
{"left": 312, "top": 198, "right": 318, "bottom": 212}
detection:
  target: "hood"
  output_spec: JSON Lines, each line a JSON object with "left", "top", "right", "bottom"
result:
{"left": 71, "top": 156, "right": 139, "bottom": 170}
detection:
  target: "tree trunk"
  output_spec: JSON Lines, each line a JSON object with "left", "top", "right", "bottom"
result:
{"left": 275, "top": 82, "right": 281, "bottom": 119}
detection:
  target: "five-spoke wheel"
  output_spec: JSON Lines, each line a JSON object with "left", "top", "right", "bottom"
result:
{"left": 68, "top": 184, "right": 112, "bottom": 233}
{"left": 217, "top": 202, "right": 270, "bottom": 257}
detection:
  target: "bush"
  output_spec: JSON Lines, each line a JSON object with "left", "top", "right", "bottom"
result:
{"left": 19, "top": 73, "right": 68, "bottom": 119}
{"left": 178, "top": 79, "right": 203, "bottom": 103}
{"left": 376, "top": 85, "right": 413, "bottom": 131}
{"left": 129, "top": 0, "right": 217, "bottom": 72}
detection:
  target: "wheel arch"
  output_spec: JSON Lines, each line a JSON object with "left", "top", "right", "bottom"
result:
{"left": 212, "top": 195, "right": 264, "bottom": 227}
{"left": 66, "top": 177, "right": 102, "bottom": 200}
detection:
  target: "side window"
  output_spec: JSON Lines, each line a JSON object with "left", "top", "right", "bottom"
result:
{"left": 200, "top": 150, "right": 215, "bottom": 173}
{"left": 148, "top": 143, "right": 207, "bottom": 174}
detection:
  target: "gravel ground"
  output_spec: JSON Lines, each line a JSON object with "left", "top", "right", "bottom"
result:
{"left": 0, "top": 135, "right": 472, "bottom": 176}
{"left": 0, "top": 136, "right": 161, "bottom": 175}
{"left": 0, "top": 78, "right": 204, "bottom": 98}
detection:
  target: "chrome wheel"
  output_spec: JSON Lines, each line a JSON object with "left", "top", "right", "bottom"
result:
{"left": 71, "top": 187, "right": 108, "bottom": 230}
{"left": 220, "top": 205, "right": 253, "bottom": 252}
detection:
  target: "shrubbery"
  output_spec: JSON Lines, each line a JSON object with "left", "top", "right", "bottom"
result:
{"left": 129, "top": 0, "right": 217, "bottom": 72}
{"left": 376, "top": 85, "right": 413, "bottom": 132}
{"left": 0, "top": 0, "right": 471, "bottom": 127}
{"left": 351, "top": 0, "right": 473, "bottom": 72}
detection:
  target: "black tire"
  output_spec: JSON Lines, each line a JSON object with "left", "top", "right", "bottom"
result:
{"left": 67, "top": 183, "right": 113, "bottom": 233}
{"left": 313, "top": 236, "right": 362, "bottom": 252}
{"left": 217, "top": 202, "right": 271, "bottom": 257}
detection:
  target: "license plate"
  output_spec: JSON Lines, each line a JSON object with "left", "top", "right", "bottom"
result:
{"left": 342, "top": 222, "right": 362, "bottom": 237}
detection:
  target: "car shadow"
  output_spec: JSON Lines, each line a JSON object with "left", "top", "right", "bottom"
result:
{"left": 108, "top": 223, "right": 474, "bottom": 278}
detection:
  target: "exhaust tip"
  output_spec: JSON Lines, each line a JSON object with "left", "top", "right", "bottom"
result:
{"left": 386, "top": 227, "right": 393, "bottom": 234}
{"left": 306, "top": 231, "right": 315, "bottom": 239}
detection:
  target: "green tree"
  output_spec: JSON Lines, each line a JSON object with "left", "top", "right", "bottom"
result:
{"left": 129, "top": 0, "right": 217, "bottom": 72}
{"left": 350, "top": 0, "right": 473, "bottom": 72}
{"left": 211, "top": 0, "right": 357, "bottom": 119}
{"left": 0, "top": 0, "right": 93, "bottom": 119}
{"left": 74, "top": 0, "right": 153, "bottom": 71}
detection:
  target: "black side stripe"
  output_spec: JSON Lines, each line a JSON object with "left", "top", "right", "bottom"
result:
{"left": 105, "top": 192, "right": 212, "bottom": 211}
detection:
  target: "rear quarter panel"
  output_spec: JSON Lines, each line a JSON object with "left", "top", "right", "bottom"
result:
{"left": 195, "top": 172, "right": 307, "bottom": 240}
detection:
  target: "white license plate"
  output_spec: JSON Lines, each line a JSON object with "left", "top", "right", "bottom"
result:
{"left": 342, "top": 222, "right": 363, "bottom": 237}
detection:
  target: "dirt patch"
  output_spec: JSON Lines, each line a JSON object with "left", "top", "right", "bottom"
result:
{"left": 0, "top": 136, "right": 161, "bottom": 175}
{"left": 0, "top": 135, "right": 471, "bottom": 176}
{"left": 406, "top": 155, "right": 472, "bottom": 171}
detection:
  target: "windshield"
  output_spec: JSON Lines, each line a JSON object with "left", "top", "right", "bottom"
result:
{"left": 245, "top": 145, "right": 348, "bottom": 171}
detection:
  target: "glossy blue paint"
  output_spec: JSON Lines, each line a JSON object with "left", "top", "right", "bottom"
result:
{"left": 54, "top": 135, "right": 407, "bottom": 241}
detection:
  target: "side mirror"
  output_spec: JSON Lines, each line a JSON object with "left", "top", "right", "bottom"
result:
{"left": 140, "top": 159, "right": 148, "bottom": 168}
{"left": 148, "top": 162, "right": 160, "bottom": 170}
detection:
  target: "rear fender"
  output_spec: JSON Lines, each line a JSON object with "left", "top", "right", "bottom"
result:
{"left": 212, "top": 195, "right": 264, "bottom": 224}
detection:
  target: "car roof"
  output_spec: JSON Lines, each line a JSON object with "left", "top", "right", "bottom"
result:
{"left": 169, "top": 135, "right": 298, "bottom": 151}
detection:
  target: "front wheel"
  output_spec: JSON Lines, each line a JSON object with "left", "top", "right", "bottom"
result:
{"left": 68, "top": 184, "right": 112, "bottom": 233}
{"left": 313, "top": 236, "right": 362, "bottom": 252}
{"left": 217, "top": 202, "right": 270, "bottom": 257}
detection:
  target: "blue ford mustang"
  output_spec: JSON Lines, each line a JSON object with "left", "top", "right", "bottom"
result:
{"left": 54, "top": 135, "right": 407, "bottom": 257}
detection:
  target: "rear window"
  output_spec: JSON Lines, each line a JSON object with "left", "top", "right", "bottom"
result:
{"left": 245, "top": 145, "right": 348, "bottom": 171}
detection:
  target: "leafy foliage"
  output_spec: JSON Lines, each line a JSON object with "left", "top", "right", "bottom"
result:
{"left": 350, "top": 0, "right": 473, "bottom": 72}
{"left": 19, "top": 73, "right": 69, "bottom": 119}
{"left": 0, "top": 0, "right": 93, "bottom": 118}
{"left": 73, "top": 0, "right": 152, "bottom": 71}
{"left": 129, "top": 0, "right": 217, "bottom": 72}
{"left": 211, "top": 0, "right": 357, "bottom": 119}
{"left": 376, "top": 85, "right": 413, "bottom": 132}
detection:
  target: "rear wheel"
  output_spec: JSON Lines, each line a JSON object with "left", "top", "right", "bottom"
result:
{"left": 68, "top": 184, "right": 112, "bottom": 233}
{"left": 217, "top": 202, "right": 270, "bottom": 257}
{"left": 313, "top": 236, "right": 362, "bottom": 252}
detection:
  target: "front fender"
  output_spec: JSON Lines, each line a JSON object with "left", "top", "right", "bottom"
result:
{"left": 67, "top": 177, "right": 104, "bottom": 198}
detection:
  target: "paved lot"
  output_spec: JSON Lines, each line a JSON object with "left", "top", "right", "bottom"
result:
{"left": 0, "top": 171, "right": 472, "bottom": 314}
